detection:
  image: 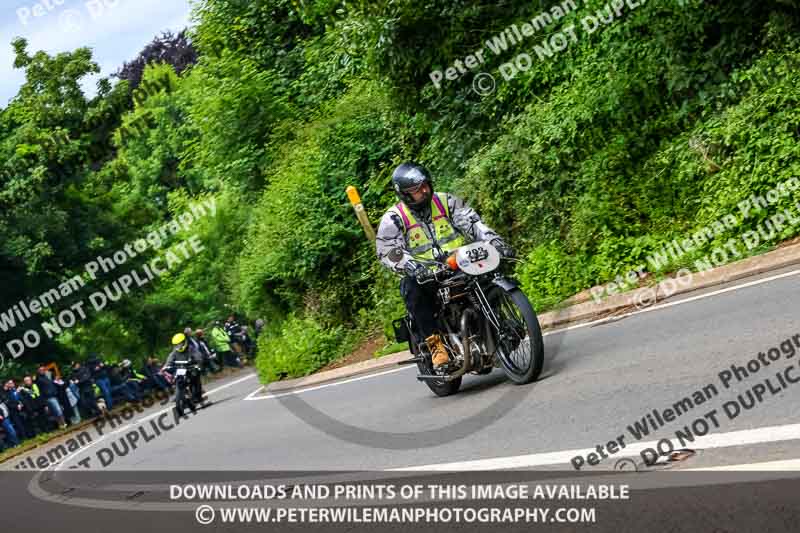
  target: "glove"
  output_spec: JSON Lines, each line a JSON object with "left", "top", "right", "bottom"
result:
{"left": 407, "top": 262, "right": 434, "bottom": 283}
{"left": 491, "top": 238, "right": 516, "bottom": 259}
{"left": 420, "top": 270, "right": 440, "bottom": 283}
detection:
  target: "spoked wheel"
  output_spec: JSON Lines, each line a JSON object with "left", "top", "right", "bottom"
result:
{"left": 412, "top": 336, "right": 462, "bottom": 397}
{"left": 175, "top": 386, "right": 186, "bottom": 417}
{"left": 175, "top": 383, "right": 197, "bottom": 416}
{"left": 488, "top": 286, "right": 544, "bottom": 384}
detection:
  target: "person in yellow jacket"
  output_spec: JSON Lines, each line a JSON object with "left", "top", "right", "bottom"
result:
{"left": 375, "top": 162, "right": 515, "bottom": 368}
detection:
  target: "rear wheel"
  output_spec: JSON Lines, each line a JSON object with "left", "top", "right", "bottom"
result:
{"left": 488, "top": 287, "right": 544, "bottom": 384}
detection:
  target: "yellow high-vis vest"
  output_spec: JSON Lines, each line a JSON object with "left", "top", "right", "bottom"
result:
{"left": 390, "top": 193, "right": 466, "bottom": 261}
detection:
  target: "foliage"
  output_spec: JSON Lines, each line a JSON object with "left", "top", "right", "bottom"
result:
{"left": 255, "top": 314, "right": 346, "bottom": 382}
{"left": 115, "top": 30, "right": 199, "bottom": 91}
{"left": 1, "top": 0, "right": 799, "bottom": 382}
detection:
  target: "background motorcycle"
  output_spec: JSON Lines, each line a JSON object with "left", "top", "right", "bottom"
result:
{"left": 167, "top": 359, "right": 203, "bottom": 416}
{"left": 395, "top": 241, "right": 545, "bottom": 396}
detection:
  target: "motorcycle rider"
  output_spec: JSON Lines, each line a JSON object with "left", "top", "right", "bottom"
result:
{"left": 163, "top": 333, "right": 205, "bottom": 403}
{"left": 376, "top": 162, "right": 515, "bottom": 368}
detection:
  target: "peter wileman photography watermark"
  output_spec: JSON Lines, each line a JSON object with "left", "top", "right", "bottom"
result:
{"left": 0, "top": 198, "right": 217, "bottom": 365}
{"left": 570, "top": 331, "right": 800, "bottom": 470}
{"left": 17, "top": 0, "right": 123, "bottom": 34}
{"left": 12, "top": 386, "right": 201, "bottom": 470}
{"left": 428, "top": 0, "right": 649, "bottom": 96}
{"left": 588, "top": 176, "right": 800, "bottom": 308}
{"left": 177, "top": 483, "right": 613, "bottom": 525}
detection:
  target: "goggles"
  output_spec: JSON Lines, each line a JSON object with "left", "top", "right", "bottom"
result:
{"left": 402, "top": 182, "right": 426, "bottom": 194}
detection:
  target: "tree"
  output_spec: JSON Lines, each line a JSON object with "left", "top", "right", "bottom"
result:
{"left": 115, "top": 29, "right": 198, "bottom": 91}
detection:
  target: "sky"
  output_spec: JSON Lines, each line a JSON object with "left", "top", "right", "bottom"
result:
{"left": 0, "top": 0, "right": 196, "bottom": 106}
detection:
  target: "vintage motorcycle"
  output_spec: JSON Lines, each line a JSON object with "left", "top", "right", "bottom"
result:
{"left": 394, "top": 241, "right": 545, "bottom": 396}
{"left": 168, "top": 358, "right": 205, "bottom": 416}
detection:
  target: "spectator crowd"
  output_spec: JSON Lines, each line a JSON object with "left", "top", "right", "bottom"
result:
{"left": 0, "top": 316, "right": 263, "bottom": 452}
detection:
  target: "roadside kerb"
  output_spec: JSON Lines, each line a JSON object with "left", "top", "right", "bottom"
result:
{"left": 538, "top": 240, "right": 800, "bottom": 328}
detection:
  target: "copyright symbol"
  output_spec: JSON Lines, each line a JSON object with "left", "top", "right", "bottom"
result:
{"left": 614, "top": 458, "right": 639, "bottom": 472}
{"left": 472, "top": 72, "right": 496, "bottom": 97}
{"left": 632, "top": 287, "right": 657, "bottom": 310}
{"left": 195, "top": 505, "right": 215, "bottom": 525}
{"left": 59, "top": 9, "right": 84, "bottom": 33}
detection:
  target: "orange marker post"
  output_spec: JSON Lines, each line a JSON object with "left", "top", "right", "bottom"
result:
{"left": 346, "top": 186, "right": 376, "bottom": 241}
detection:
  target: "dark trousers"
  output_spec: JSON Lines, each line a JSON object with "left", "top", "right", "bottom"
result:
{"left": 202, "top": 357, "right": 220, "bottom": 374}
{"left": 400, "top": 276, "right": 439, "bottom": 339}
{"left": 145, "top": 373, "right": 170, "bottom": 391}
{"left": 1, "top": 417, "right": 19, "bottom": 447}
{"left": 8, "top": 410, "right": 29, "bottom": 440}
{"left": 78, "top": 385, "right": 100, "bottom": 417}
{"left": 190, "top": 373, "right": 204, "bottom": 402}
{"left": 111, "top": 382, "right": 140, "bottom": 402}
{"left": 14, "top": 411, "right": 37, "bottom": 439}
{"left": 22, "top": 408, "right": 48, "bottom": 436}
{"left": 221, "top": 351, "right": 242, "bottom": 368}
{"left": 95, "top": 377, "right": 113, "bottom": 410}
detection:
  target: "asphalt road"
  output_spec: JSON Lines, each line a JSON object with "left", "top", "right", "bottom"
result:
{"left": 6, "top": 266, "right": 800, "bottom": 532}
{"left": 10, "top": 264, "right": 798, "bottom": 474}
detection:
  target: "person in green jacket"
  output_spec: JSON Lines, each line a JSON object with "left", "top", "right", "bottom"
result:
{"left": 210, "top": 321, "right": 241, "bottom": 367}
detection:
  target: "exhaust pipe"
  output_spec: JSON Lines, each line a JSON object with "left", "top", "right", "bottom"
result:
{"left": 416, "top": 309, "right": 477, "bottom": 382}
{"left": 429, "top": 308, "right": 476, "bottom": 382}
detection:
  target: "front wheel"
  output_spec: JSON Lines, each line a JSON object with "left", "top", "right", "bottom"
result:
{"left": 175, "top": 385, "right": 186, "bottom": 417}
{"left": 489, "top": 287, "right": 544, "bottom": 385}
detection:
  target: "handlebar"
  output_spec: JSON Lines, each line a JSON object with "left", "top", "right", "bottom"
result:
{"left": 417, "top": 266, "right": 460, "bottom": 285}
{"left": 415, "top": 243, "right": 519, "bottom": 286}
{"left": 163, "top": 360, "right": 201, "bottom": 371}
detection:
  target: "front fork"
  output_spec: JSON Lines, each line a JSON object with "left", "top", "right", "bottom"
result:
{"left": 478, "top": 278, "right": 521, "bottom": 371}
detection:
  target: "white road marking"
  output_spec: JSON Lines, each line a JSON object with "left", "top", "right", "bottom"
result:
{"left": 243, "top": 268, "right": 800, "bottom": 399}
{"left": 552, "top": 267, "right": 800, "bottom": 334}
{"left": 388, "top": 422, "right": 800, "bottom": 471}
{"left": 244, "top": 366, "right": 413, "bottom": 400}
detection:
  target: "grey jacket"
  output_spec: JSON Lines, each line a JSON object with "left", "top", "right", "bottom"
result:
{"left": 376, "top": 192, "right": 500, "bottom": 275}
{"left": 164, "top": 343, "right": 204, "bottom": 368}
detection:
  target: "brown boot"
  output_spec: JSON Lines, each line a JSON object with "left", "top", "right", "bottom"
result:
{"left": 426, "top": 334, "right": 450, "bottom": 368}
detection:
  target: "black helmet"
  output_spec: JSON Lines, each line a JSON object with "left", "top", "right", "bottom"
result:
{"left": 392, "top": 162, "right": 433, "bottom": 208}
